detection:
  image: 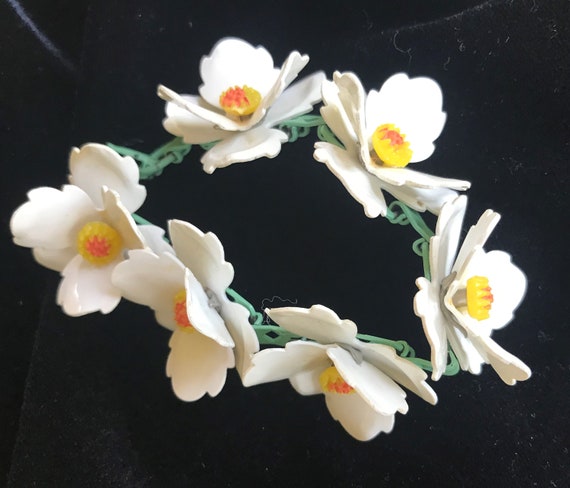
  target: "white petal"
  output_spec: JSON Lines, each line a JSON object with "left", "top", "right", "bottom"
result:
{"left": 242, "top": 341, "right": 328, "bottom": 387}
{"left": 263, "top": 71, "right": 326, "bottom": 126}
{"left": 430, "top": 195, "right": 468, "bottom": 281}
{"left": 328, "top": 346, "right": 409, "bottom": 415}
{"left": 137, "top": 224, "right": 174, "bottom": 255}
{"left": 324, "top": 391, "right": 395, "bottom": 441}
{"left": 453, "top": 209, "right": 500, "bottom": 273}
{"left": 361, "top": 343, "right": 437, "bottom": 404}
{"left": 166, "top": 328, "right": 235, "bottom": 402}
{"left": 111, "top": 250, "right": 185, "bottom": 331}
{"left": 319, "top": 80, "right": 358, "bottom": 152}
{"left": 314, "top": 142, "right": 387, "bottom": 218}
{"left": 199, "top": 38, "right": 279, "bottom": 105}
{"left": 445, "top": 323, "right": 485, "bottom": 374}
{"left": 157, "top": 84, "right": 246, "bottom": 132}
{"left": 57, "top": 254, "right": 121, "bottom": 316}
{"left": 163, "top": 94, "right": 229, "bottom": 144}
{"left": 11, "top": 185, "right": 98, "bottom": 249}
{"left": 247, "top": 50, "right": 310, "bottom": 129}
{"left": 289, "top": 364, "right": 328, "bottom": 396}
{"left": 219, "top": 296, "right": 260, "bottom": 377}
{"left": 470, "top": 334, "right": 531, "bottom": 385}
{"left": 413, "top": 278, "right": 449, "bottom": 381}
{"left": 184, "top": 268, "right": 234, "bottom": 347}
{"left": 366, "top": 165, "right": 470, "bottom": 191}
{"left": 266, "top": 305, "right": 359, "bottom": 346}
{"left": 168, "top": 219, "right": 234, "bottom": 296}
{"left": 332, "top": 72, "right": 370, "bottom": 166}
{"left": 379, "top": 181, "right": 459, "bottom": 217}
{"left": 200, "top": 127, "right": 288, "bottom": 174}
{"left": 101, "top": 188, "right": 145, "bottom": 250}
{"left": 33, "top": 246, "right": 76, "bottom": 272}
{"left": 69, "top": 144, "right": 146, "bottom": 213}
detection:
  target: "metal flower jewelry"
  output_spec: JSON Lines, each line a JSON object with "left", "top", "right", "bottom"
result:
{"left": 10, "top": 38, "right": 530, "bottom": 441}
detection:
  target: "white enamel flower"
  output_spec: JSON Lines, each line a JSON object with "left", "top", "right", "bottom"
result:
{"left": 111, "top": 219, "right": 259, "bottom": 401}
{"left": 314, "top": 72, "right": 471, "bottom": 218}
{"left": 10, "top": 143, "right": 152, "bottom": 316}
{"left": 158, "top": 38, "right": 325, "bottom": 174}
{"left": 414, "top": 195, "right": 531, "bottom": 384}
{"left": 243, "top": 305, "right": 437, "bottom": 441}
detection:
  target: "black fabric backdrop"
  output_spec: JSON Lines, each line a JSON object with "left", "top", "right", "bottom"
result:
{"left": 1, "top": 0, "right": 569, "bottom": 486}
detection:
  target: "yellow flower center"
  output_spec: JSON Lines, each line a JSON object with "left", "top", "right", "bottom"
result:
{"left": 371, "top": 123, "right": 413, "bottom": 167}
{"left": 173, "top": 290, "right": 194, "bottom": 331}
{"left": 466, "top": 276, "right": 494, "bottom": 321}
{"left": 76, "top": 221, "right": 123, "bottom": 266}
{"left": 319, "top": 366, "right": 354, "bottom": 395}
{"left": 219, "top": 85, "right": 261, "bottom": 117}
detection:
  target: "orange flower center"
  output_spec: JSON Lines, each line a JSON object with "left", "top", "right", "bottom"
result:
{"left": 219, "top": 85, "right": 261, "bottom": 117}
{"left": 371, "top": 123, "right": 413, "bottom": 167}
{"left": 173, "top": 290, "right": 194, "bottom": 331}
{"left": 76, "top": 221, "right": 123, "bottom": 266}
{"left": 319, "top": 366, "right": 354, "bottom": 394}
{"left": 466, "top": 276, "right": 494, "bottom": 321}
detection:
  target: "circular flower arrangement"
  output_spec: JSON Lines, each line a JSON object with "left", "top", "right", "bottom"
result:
{"left": 10, "top": 38, "right": 530, "bottom": 441}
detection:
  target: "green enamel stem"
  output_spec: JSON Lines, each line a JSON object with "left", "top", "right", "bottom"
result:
{"left": 131, "top": 213, "right": 154, "bottom": 226}
{"left": 407, "top": 349, "right": 460, "bottom": 376}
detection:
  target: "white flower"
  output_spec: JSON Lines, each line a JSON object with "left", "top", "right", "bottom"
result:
{"left": 314, "top": 72, "right": 471, "bottom": 218}
{"left": 414, "top": 195, "right": 531, "bottom": 384}
{"left": 243, "top": 305, "right": 437, "bottom": 441}
{"left": 10, "top": 143, "right": 152, "bottom": 316}
{"left": 158, "top": 38, "right": 325, "bottom": 174}
{"left": 111, "top": 219, "right": 259, "bottom": 401}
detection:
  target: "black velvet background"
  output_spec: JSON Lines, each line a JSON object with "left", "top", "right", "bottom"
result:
{"left": 1, "top": 0, "right": 569, "bottom": 486}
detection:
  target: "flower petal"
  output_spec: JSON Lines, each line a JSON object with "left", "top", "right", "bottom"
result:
{"left": 137, "top": 224, "right": 174, "bottom": 255}
{"left": 168, "top": 219, "right": 234, "bottom": 296}
{"left": 332, "top": 71, "right": 370, "bottom": 166}
{"left": 470, "top": 334, "right": 531, "bottom": 385}
{"left": 33, "top": 246, "right": 76, "bottom": 272}
{"left": 199, "top": 38, "right": 279, "bottom": 106}
{"left": 380, "top": 181, "right": 459, "bottom": 216}
{"left": 163, "top": 94, "right": 229, "bottom": 144}
{"left": 263, "top": 71, "right": 326, "bottom": 127}
{"left": 430, "top": 195, "right": 468, "bottom": 281}
{"left": 328, "top": 346, "right": 409, "bottom": 416}
{"left": 166, "top": 327, "right": 235, "bottom": 402}
{"left": 69, "top": 143, "right": 146, "bottom": 213}
{"left": 452, "top": 209, "right": 500, "bottom": 273}
{"left": 445, "top": 323, "right": 485, "bottom": 374}
{"left": 184, "top": 268, "right": 234, "bottom": 347}
{"left": 157, "top": 84, "right": 245, "bottom": 132}
{"left": 324, "top": 390, "right": 395, "bottom": 441}
{"left": 219, "top": 296, "right": 260, "bottom": 377}
{"left": 361, "top": 343, "right": 437, "bottom": 405}
{"left": 366, "top": 165, "right": 470, "bottom": 191}
{"left": 57, "top": 254, "right": 121, "bottom": 316}
{"left": 314, "top": 142, "right": 387, "bottom": 218}
{"left": 319, "top": 79, "right": 358, "bottom": 152}
{"left": 11, "top": 185, "right": 98, "bottom": 250}
{"left": 111, "top": 250, "right": 185, "bottom": 331}
{"left": 101, "top": 188, "right": 145, "bottom": 250}
{"left": 242, "top": 340, "right": 328, "bottom": 387}
{"left": 200, "top": 126, "right": 288, "bottom": 174}
{"left": 413, "top": 278, "right": 450, "bottom": 381}
{"left": 247, "top": 50, "right": 310, "bottom": 129}
{"left": 266, "top": 305, "right": 359, "bottom": 346}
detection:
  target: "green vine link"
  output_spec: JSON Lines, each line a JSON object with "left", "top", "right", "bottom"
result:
{"left": 385, "top": 201, "right": 434, "bottom": 281}
{"left": 278, "top": 114, "right": 326, "bottom": 142}
{"left": 108, "top": 137, "right": 191, "bottom": 180}
{"left": 317, "top": 123, "right": 344, "bottom": 148}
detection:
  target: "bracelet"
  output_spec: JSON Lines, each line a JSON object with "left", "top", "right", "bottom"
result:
{"left": 9, "top": 37, "right": 530, "bottom": 441}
